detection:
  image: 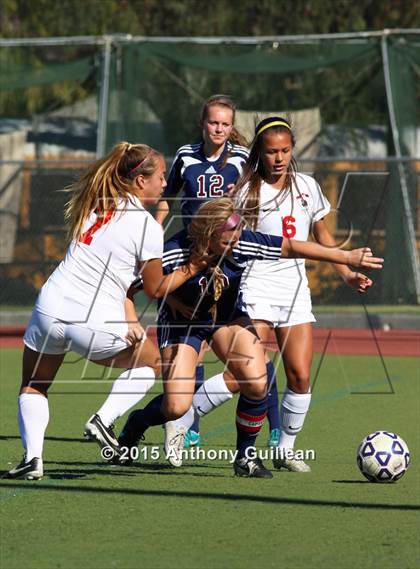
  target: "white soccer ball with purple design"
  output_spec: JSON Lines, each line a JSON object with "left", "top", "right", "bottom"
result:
{"left": 357, "top": 431, "right": 410, "bottom": 483}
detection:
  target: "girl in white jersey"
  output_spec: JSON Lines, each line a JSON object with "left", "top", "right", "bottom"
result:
{"left": 237, "top": 116, "right": 374, "bottom": 471}
{"left": 5, "top": 142, "right": 198, "bottom": 480}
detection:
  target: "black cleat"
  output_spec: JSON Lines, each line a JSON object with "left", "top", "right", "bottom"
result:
{"left": 233, "top": 456, "right": 273, "bottom": 479}
{"left": 3, "top": 456, "right": 43, "bottom": 480}
{"left": 84, "top": 414, "right": 120, "bottom": 455}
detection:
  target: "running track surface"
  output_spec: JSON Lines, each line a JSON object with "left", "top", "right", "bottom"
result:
{"left": 0, "top": 327, "right": 418, "bottom": 357}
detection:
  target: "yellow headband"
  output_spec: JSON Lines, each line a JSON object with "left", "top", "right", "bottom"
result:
{"left": 256, "top": 120, "right": 291, "bottom": 137}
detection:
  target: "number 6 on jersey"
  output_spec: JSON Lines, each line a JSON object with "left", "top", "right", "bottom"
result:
{"left": 282, "top": 215, "right": 296, "bottom": 238}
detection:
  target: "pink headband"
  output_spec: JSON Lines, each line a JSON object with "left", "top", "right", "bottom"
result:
{"left": 128, "top": 150, "right": 152, "bottom": 176}
{"left": 218, "top": 212, "right": 242, "bottom": 233}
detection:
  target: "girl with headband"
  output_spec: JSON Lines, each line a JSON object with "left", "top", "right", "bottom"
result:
{"left": 156, "top": 94, "right": 249, "bottom": 449}
{"left": 236, "top": 116, "right": 374, "bottom": 471}
{"left": 5, "top": 142, "right": 200, "bottom": 480}
{"left": 114, "top": 197, "right": 382, "bottom": 478}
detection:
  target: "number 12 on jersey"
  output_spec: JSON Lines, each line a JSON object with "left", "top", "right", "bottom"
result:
{"left": 196, "top": 174, "right": 224, "bottom": 198}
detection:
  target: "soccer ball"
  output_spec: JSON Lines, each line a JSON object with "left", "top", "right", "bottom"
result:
{"left": 357, "top": 431, "right": 410, "bottom": 483}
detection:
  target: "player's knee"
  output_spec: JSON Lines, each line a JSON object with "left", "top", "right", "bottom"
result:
{"left": 245, "top": 380, "right": 267, "bottom": 400}
{"left": 287, "top": 371, "right": 310, "bottom": 394}
{"left": 163, "top": 400, "right": 190, "bottom": 421}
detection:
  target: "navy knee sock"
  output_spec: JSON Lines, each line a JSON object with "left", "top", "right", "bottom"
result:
{"left": 120, "top": 393, "right": 166, "bottom": 439}
{"left": 266, "top": 361, "right": 280, "bottom": 431}
{"left": 190, "top": 364, "right": 204, "bottom": 433}
{"left": 235, "top": 393, "right": 268, "bottom": 458}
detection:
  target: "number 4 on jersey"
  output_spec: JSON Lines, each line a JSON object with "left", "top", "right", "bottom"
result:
{"left": 197, "top": 174, "right": 224, "bottom": 198}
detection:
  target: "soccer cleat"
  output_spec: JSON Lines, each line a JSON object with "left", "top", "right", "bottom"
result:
{"left": 4, "top": 456, "right": 43, "bottom": 480}
{"left": 84, "top": 414, "right": 120, "bottom": 455}
{"left": 115, "top": 429, "right": 143, "bottom": 465}
{"left": 184, "top": 430, "right": 201, "bottom": 449}
{"left": 267, "top": 428, "right": 281, "bottom": 448}
{"left": 233, "top": 456, "right": 273, "bottom": 479}
{"left": 164, "top": 421, "right": 187, "bottom": 467}
{"left": 272, "top": 456, "right": 311, "bottom": 472}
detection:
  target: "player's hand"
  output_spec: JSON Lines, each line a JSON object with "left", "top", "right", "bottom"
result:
{"left": 125, "top": 321, "right": 146, "bottom": 344}
{"left": 166, "top": 295, "right": 195, "bottom": 319}
{"left": 188, "top": 249, "right": 211, "bottom": 274}
{"left": 344, "top": 271, "right": 373, "bottom": 294}
{"left": 347, "top": 248, "right": 383, "bottom": 270}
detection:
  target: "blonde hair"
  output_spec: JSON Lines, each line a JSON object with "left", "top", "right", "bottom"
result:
{"left": 189, "top": 198, "right": 238, "bottom": 318}
{"left": 64, "top": 142, "right": 162, "bottom": 243}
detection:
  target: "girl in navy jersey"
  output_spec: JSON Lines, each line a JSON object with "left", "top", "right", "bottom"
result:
{"left": 156, "top": 94, "right": 248, "bottom": 227}
{"left": 116, "top": 197, "right": 383, "bottom": 478}
{"left": 156, "top": 94, "right": 248, "bottom": 448}
{"left": 4, "top": 142, "right": 199, "bottom": 480}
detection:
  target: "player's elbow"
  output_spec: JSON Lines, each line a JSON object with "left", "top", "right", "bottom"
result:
{"left": 143, "top": 284, "right": 164, "bottom": 300}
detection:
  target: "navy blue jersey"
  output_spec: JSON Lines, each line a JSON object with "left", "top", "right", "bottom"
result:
{"left": 157, "top": 228, "right": 283, "bottom": 326}
{"left": 164, "top": 141, "right": 248, "bottom": 226}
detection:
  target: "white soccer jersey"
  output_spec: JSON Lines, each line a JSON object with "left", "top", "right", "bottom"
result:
{"left": 239, "top": 173, "right": 331, "bottom": 307}
{"left": 36, "top": 196, "right": 163, "bottom": 325}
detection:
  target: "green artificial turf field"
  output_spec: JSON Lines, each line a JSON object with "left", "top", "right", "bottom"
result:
{"left": 1, "top": 348, "right": 419, "bottom": 569}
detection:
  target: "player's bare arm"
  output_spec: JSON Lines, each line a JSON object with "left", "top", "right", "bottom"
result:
{"left": 155, "top": 199, "right": 170, "bottom": 225}
{"left": 124, "top": 289, "right": 146, "bottom": 345}
{"left": 282, "top": 238, "right": 383, "bottom": 270}
{"left": 140, "top": 257, "right": 206, "bottom": 299}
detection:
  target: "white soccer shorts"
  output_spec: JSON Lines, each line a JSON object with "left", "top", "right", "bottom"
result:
{"left": 242, "top": 300, "right": 316, "bottom": 328}
{"left": 23, "top": 308, "right": 130, "bottom": 360}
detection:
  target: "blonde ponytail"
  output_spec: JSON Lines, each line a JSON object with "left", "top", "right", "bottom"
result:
{"left": 189, "top": 198, "right": 239, "bottom": 321}
{"left": 64, "top": 142, "right": 162, "bottom": 243}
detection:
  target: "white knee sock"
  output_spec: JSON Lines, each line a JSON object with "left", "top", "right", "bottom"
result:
{"left": 193, "top": 372, "right": 233, "bottom": 417}
{"left": 18, "top": 393, "right": 49, "bottom": 461}
{"left": 96, "top": 366, "right": 155, "bottom": 426}
{"left": 170, "top": 372, "right": 234, "bottom": 430}
{"left": 278, "top": 388, "right": 311, "bottom": 450}
{"left": 17, "top": 404, "right": 27, "bottom": 452}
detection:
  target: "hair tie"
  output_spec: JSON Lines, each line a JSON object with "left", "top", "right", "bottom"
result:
{"left": 256, "top": 120, "right": 291, "bottom": 137}
{"left": 218, "top": 212, "right": 242, "bottom": 234}
{"left": 128, "top": 149, "right": 152, "bottom": 176}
